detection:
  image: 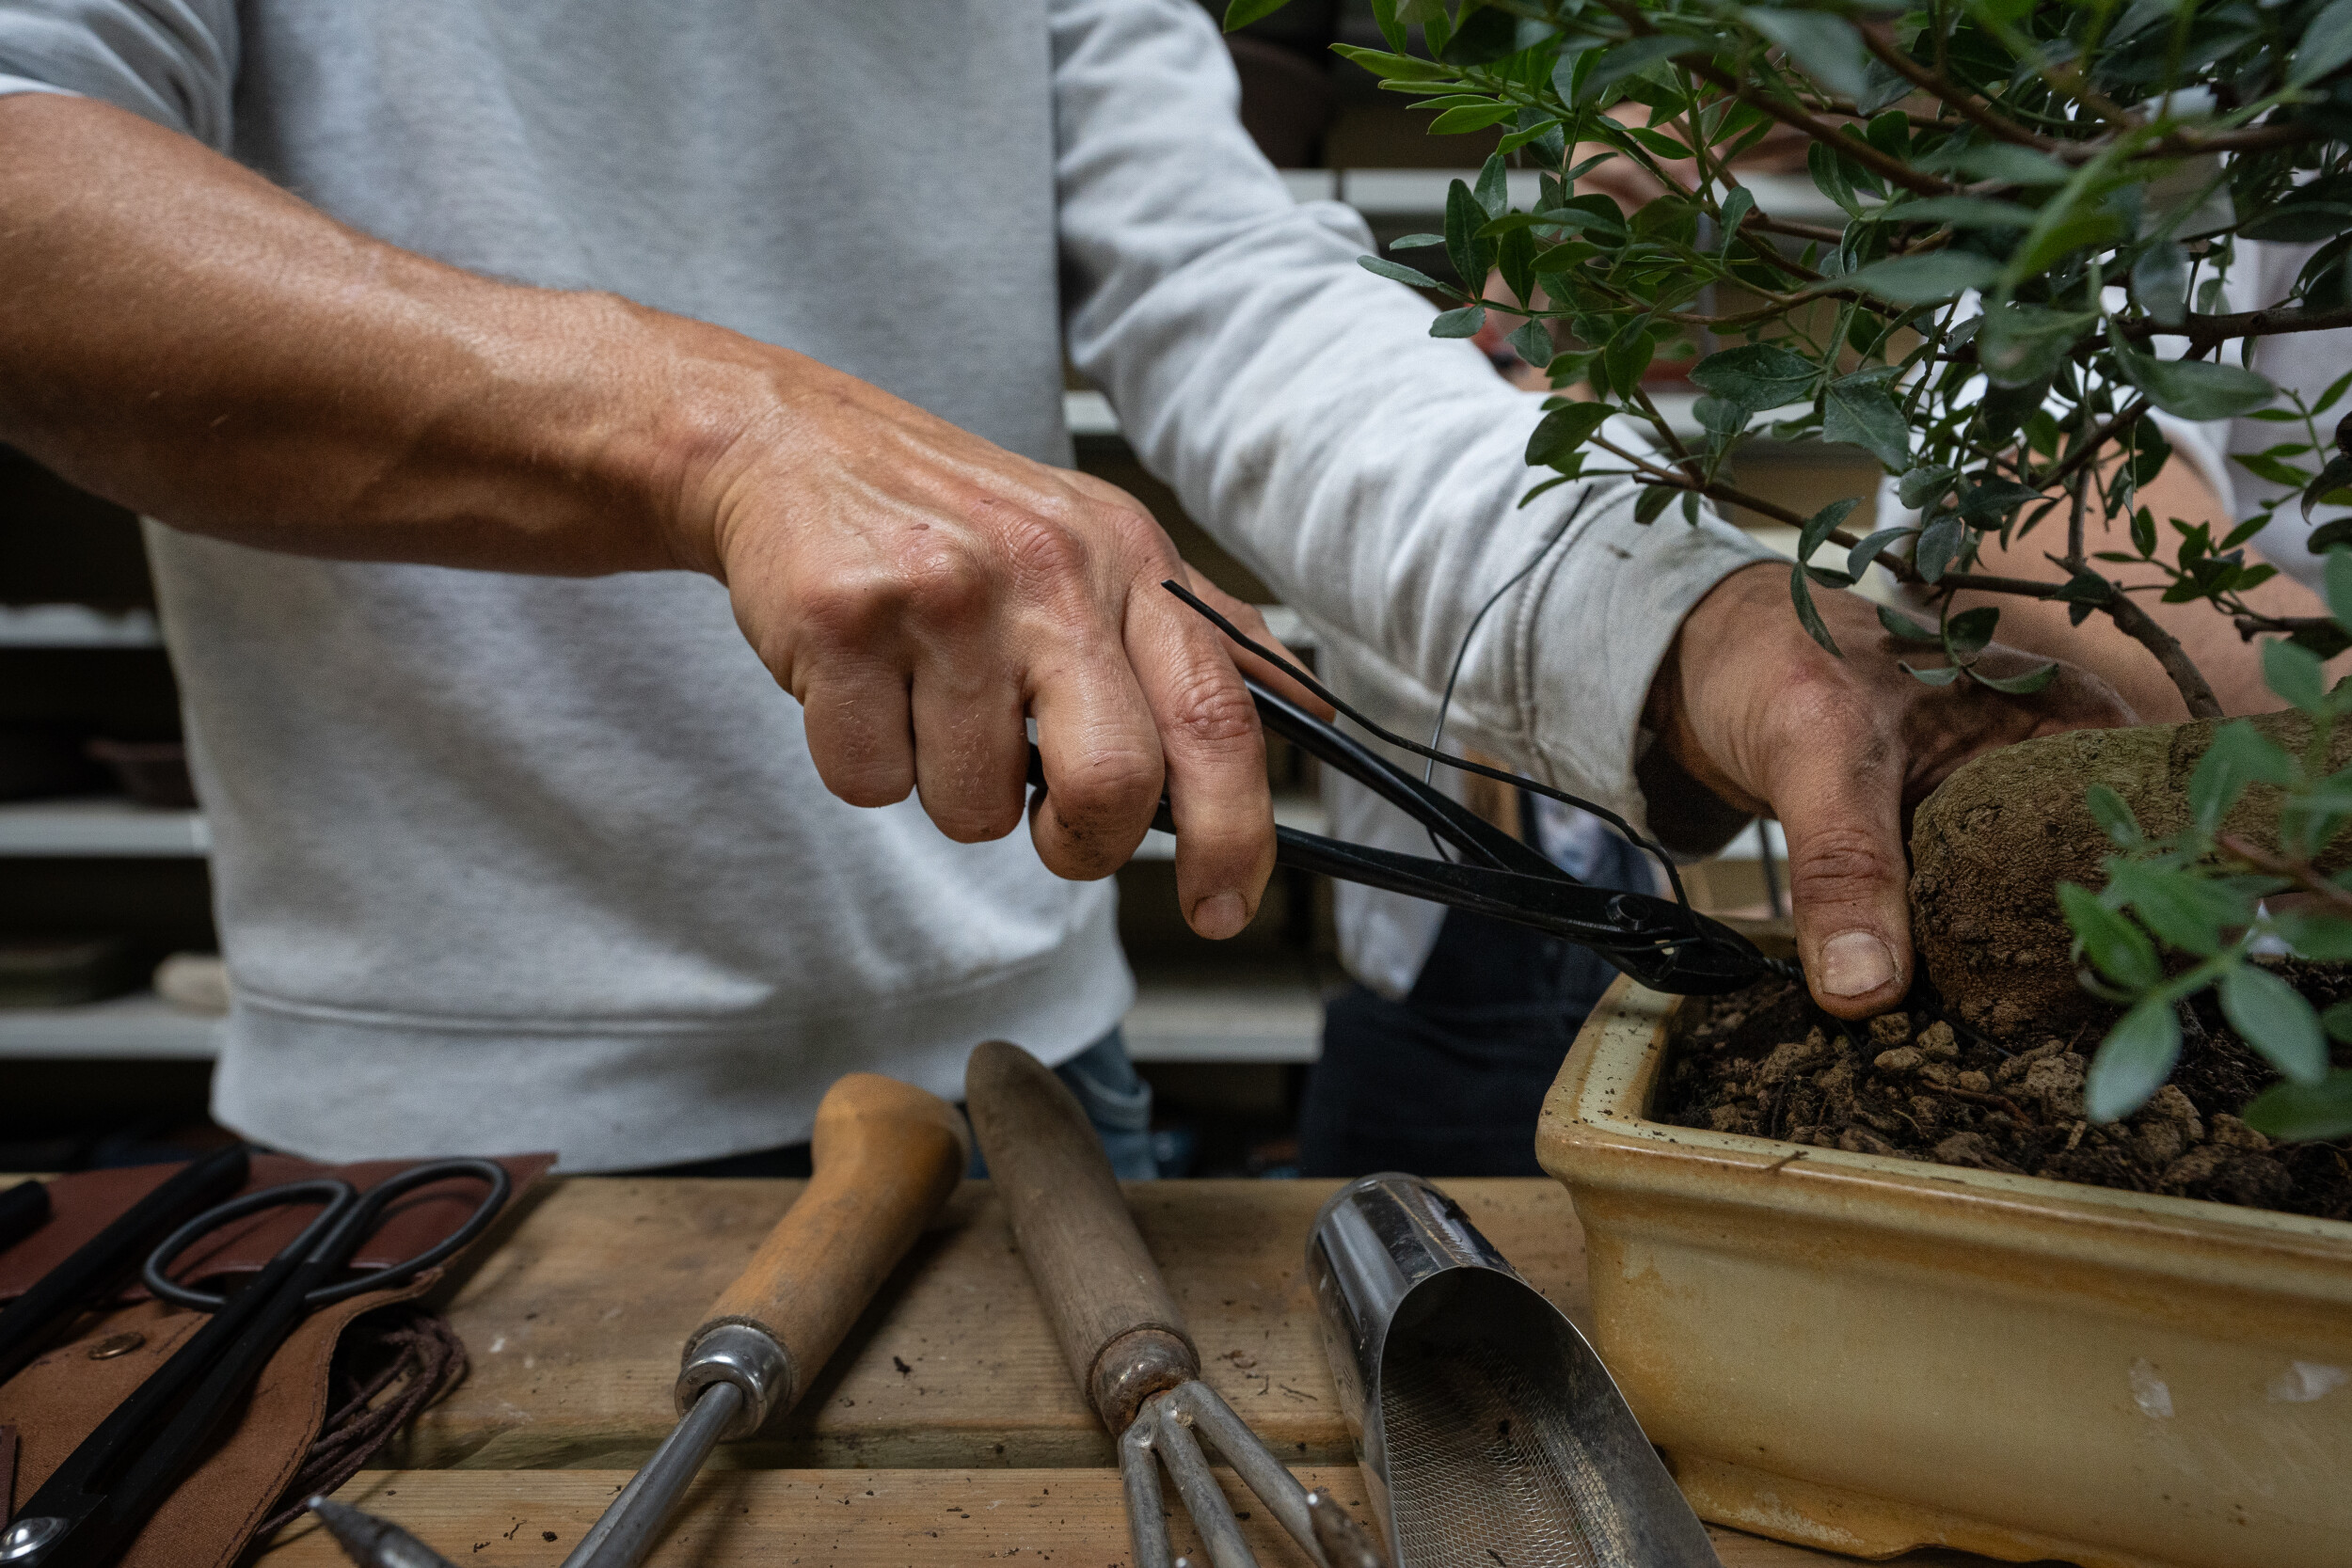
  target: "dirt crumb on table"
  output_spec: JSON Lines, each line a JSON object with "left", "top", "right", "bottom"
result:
{"left": 1654, "top": 972, "right": 2352, "bottom": 1221}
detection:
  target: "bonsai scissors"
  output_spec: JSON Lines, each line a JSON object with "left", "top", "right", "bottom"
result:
{"left": 1029, "top": 582, "right": 1793, "bottom": 999}
{"left": 0, "top": 1158, "right": 511, "bottom": 1568}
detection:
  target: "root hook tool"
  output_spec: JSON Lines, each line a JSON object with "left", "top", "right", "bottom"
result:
{"left": 965, "top": 1039, "right": 1388, "bottom": 1568}
{"left": 1307, "top": 1174, "right": 1720, "bottom": 1566}
{"left": 312, "top": 1072, "right": 969, "bottom": 1568}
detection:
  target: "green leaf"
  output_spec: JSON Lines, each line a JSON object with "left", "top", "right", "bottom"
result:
{"left": 1430, "top": 305, "right": 1486, "bottom": 338}
{"left": 2188, "top": 720, "right": 2298, "bottom": 833}
{"left": 1634, "top": 484, "right": 1677, "bottom": 524}
{"left": 2328, "top": 546, "right": 2352, "bottom": 628}
{"left": 2244, "top": 1069, "right": 2352, "bottom": 1143}
{"left": 1915, "top": 512, "right": 1965, "bottom": 582}
{"left": 2084, "top": 997, "right": 2185, "bottom": 1123}
{"left": 2265, "top": 638, "right": 2329, "bottom": 713}
{"left": 1977, "top": 303, "right": 2093, "bottom": 388}
{"left": 1744, "top": 9, "right": 1872, "bottom": 102}
{"left": 2132, "top": 241, "right": 2189, "bottom": 329}
{"left": 1497, "top": 225, "right": 1537, "bottom": 306}
{"left": 1853, "top": 526, "right": 1910, "bottom": 576}
{"left": 1331, "top": 43, "right": 1450, "bottom": 79}
{"left": 1387, "top": 233, "right": 1447, "bottom": 250}
{"left": 1924, "top": 143, "right": 2073, "bottom": 187}
{"left": 1897, "top": 467, "right": 1957, "bottom": 508}
{"left": 1368, "top": 0, "right": 1406, "bottom": 52}
{"left": 2270, "top": 911, "right": 2352, "bottom": 961}
{"left": 1578, "top": 35, "right": 1693, "bottom": 102}
{"left": 2009, "top": 210, "right": 2126, "bottom": 284}
{"left": 2086, "top": 783, "right": 2142, "bottom": 847}
{"left": 1798, "top": 497, "right": 1862, "bottom": 563}
{"left": 1876, "top": 603, "right": 1941, "bottom": 644}
{"left": 1474, "top": 152, "right": 1509, "bottom": 221}
{"left": 1893, "top": 196, "right": 2040, "bottom": 230}
{"left": 1524, "top": 402, "right": 1613, "bottom": 467}
{"left": 2059, "top": 882, "right": 2165, "bottom": 991}
{"left": 1445, "top": 179, "right": 1493, "bottom": 298}
{"left": 1788, "top": 563, "right": 1842, "bottom": 656}
{"left": 2220, "top": 963, "right": 2330, "bottom": 1084}
{"left": 2292, "top": 0, "right": 2352, "bottom": 86}
{"left": 1838, "top": 253, "right": 2003, "bottom": 305}
{"left": 1900, "top": 661, "right": 1961, "bottom": 685}
{"left": 1359, "top": 255, "right": 1440, "bottom": 289}
{"left": 1959, "top": 475, "right": 2046, "bottom": 527}
{"left": 1690, "top": 342, "right": 1817, "bottom": 414}
{"left": 2319, "top": 369, "right": 2352, "bottom": 416}
{"left": 2305, "top": 453, "right": 2352, "bottom": 521}
{"left": 1718, "top": 186, "right": 1755, "bottom": 252}
{"left": 1822, "top": 373, "right": 1911, "bottom": 468}
{"left": 1944, "top": 605, "right": 1999, "bottom": 658}
{"left": 1603, "top": 318, "right": 1655, "bottom": 396}
{"left": 2106, "top": 860, "right": 2243, "bottom": 958}
{"left": 1969, "top": 660, "right": 2061, "bottom": 695}
{"left": 2112, "top": 348, "right": 2278, "bottom": 422}
{"left": 1509, "top": 319, "right": 1555, "bottom": 370}
{"left": 1430, "top": 102, "right": 1519, "bottom": 134}
{"left": 1224, "top": 0, "right": 1297, "bottom": 28}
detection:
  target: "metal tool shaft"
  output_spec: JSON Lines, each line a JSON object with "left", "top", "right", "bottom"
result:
{"left": 559, "top": 1380, "right": 743, "bottom": 1568}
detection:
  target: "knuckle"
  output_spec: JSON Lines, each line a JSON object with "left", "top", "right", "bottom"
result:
{"left": 995, "top": 508, "right": 1091, "bottom": 590}
{"left": 1785, "top": 823, "right": 1899, "bottom": 904}
{"left": 1052, "top": 746, "right": 1163, "bottom": 822}
{"left": 898, "top": 546, "right": 989, "bottom": 624}
{"left": 1165, "top": 671, "right": 1261, "bottom": 752}
{"left": 793, "top": 574, "right": 898, "bottom": 644}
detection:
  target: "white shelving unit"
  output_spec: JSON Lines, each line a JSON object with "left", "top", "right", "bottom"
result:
{"left": 1122, "top": 973, "right": 1325, "bottom": 1065}
{"left": 0, "top": 991, "right": 224, "bottom": 1060}
{"left": 0, "top": 799, "right": 210, "bottom": 857}
{"left": 0, "top": 603, "right": 163, "bottom": 647}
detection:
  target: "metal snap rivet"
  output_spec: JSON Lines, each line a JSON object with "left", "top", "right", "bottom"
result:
{"left": 87, "top": 1331, "right": 147, "bottom": 1360}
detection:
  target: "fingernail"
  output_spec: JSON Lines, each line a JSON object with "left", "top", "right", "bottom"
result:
{"left": 1820, "top": 930, "right": 1899, "bottom": 997}
{"left": 1191, "top": 892, "right": 1249, "bottom": 940}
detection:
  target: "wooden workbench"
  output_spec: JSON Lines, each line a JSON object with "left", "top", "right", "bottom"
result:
{"left": 255, "top": 1179, "right": 1993, "bottom": 1566}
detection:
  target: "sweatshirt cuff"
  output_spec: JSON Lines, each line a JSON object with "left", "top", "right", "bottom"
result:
{"left": 1512, "top": 432, "right": 1781, "bottom": 843}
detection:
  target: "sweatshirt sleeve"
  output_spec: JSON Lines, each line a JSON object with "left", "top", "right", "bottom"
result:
{"left": 0, "top": 0, "right": 238, "bottom": 150}
{"left": 1048, "top": 0, "right": 1774, "bottom": 833}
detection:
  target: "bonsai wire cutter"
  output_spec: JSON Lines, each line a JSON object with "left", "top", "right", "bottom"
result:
{"left": 1032, "top": 582, "right": 1798, "bottom": 1001}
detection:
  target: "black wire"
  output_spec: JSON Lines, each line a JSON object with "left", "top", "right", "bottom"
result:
{"left": 1164, "top": 578, "right": 1692, "bottom": 910}
{"left": 1425, "top": 489, "right": 1592, "bottom": 786}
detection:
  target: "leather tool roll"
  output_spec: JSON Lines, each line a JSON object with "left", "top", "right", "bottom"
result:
{"left": 0, "top": 1151, "right": 551, "bottom": 1568}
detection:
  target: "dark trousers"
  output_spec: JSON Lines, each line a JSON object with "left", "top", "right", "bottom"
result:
{"left": 1300, "top": 895, "right": 1629, "bottom": 1179}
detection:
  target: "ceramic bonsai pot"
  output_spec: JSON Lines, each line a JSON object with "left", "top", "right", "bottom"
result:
{"left": 1536, "top": 973, "right": 2352, "bottom": 1568}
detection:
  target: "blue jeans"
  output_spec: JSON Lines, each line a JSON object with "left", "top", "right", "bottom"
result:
{"left": 634, "top": 1028, "right": 1155, "bottom": 1180}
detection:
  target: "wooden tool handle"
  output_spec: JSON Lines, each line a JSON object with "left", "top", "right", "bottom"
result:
{"left": 679, "top": 1072, "right": 967, "bottom": 1430}
{"left": 964, "top": 1040, "right": 1196, "bottom": 1434}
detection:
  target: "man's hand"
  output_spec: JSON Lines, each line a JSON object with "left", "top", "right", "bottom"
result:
{"left": 667, "top": 355, "right": 1281, "bottom": 936}
{"left": 1645, "top": 562, "right": 2135, "bottom": 1017}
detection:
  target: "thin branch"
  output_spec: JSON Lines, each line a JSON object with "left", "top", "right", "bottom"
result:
{"left": 2217, "top": 833, "right": 2352, "bottom": 919}
{"left": 2106, "top": 590, "right": 2225, "bottom": 718}
{"left": 1857, "top": 23, "right": 2059, "bottom": 152}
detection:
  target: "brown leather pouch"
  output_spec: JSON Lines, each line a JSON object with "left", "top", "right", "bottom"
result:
{"left": 0, "top": 1152, "right": 552, "bottom": 1568}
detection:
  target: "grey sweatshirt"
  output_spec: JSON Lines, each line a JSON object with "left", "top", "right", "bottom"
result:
{"left": 0, "top": 0, "right": 1772, "bottom": 1169}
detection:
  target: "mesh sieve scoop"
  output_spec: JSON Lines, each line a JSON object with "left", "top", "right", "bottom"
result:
{"left": 1306, "top": 1174, "right": 1720, "bottom": 1568}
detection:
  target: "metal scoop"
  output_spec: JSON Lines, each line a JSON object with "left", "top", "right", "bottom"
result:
{"left": 965, "top": 1040, "right": 1389, "bottom": 1568}
{"left": 1306, "top": 1174, "right": 1720, "bottom": 1568}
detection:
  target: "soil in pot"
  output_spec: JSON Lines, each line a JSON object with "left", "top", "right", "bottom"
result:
{"left": 1650, "top": 968, "right": 2352, "bottom": 1222}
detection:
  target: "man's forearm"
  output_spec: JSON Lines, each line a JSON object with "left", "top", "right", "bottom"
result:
{"left": 0, "top": 92, "right": 731, "bottom": 573}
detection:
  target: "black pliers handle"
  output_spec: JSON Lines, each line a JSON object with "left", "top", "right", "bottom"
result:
{"left": 1029, "top": 675, "right": 1785, "bottom": 998}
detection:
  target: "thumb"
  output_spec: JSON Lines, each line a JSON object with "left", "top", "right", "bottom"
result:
{"left": 1772, "top": 744, "right": 1913, "bottom": 1019}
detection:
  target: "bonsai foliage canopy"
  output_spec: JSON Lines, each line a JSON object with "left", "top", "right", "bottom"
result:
{"left": 1229, "top": 0, "right": 2352, "bottom": 1136}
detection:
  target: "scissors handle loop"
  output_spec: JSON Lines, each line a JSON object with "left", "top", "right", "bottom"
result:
{"left": 143, "top": 1158, "right": 511, "bottom": 1311}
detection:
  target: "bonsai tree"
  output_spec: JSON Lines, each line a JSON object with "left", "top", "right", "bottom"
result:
{"left": 1225, "top": 0, "right": 2352, "bottom": 1139}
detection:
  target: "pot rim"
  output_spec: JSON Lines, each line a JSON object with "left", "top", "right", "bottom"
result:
{"left": 1538, "top": 975, "right": 2352, "bottom": 1295}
